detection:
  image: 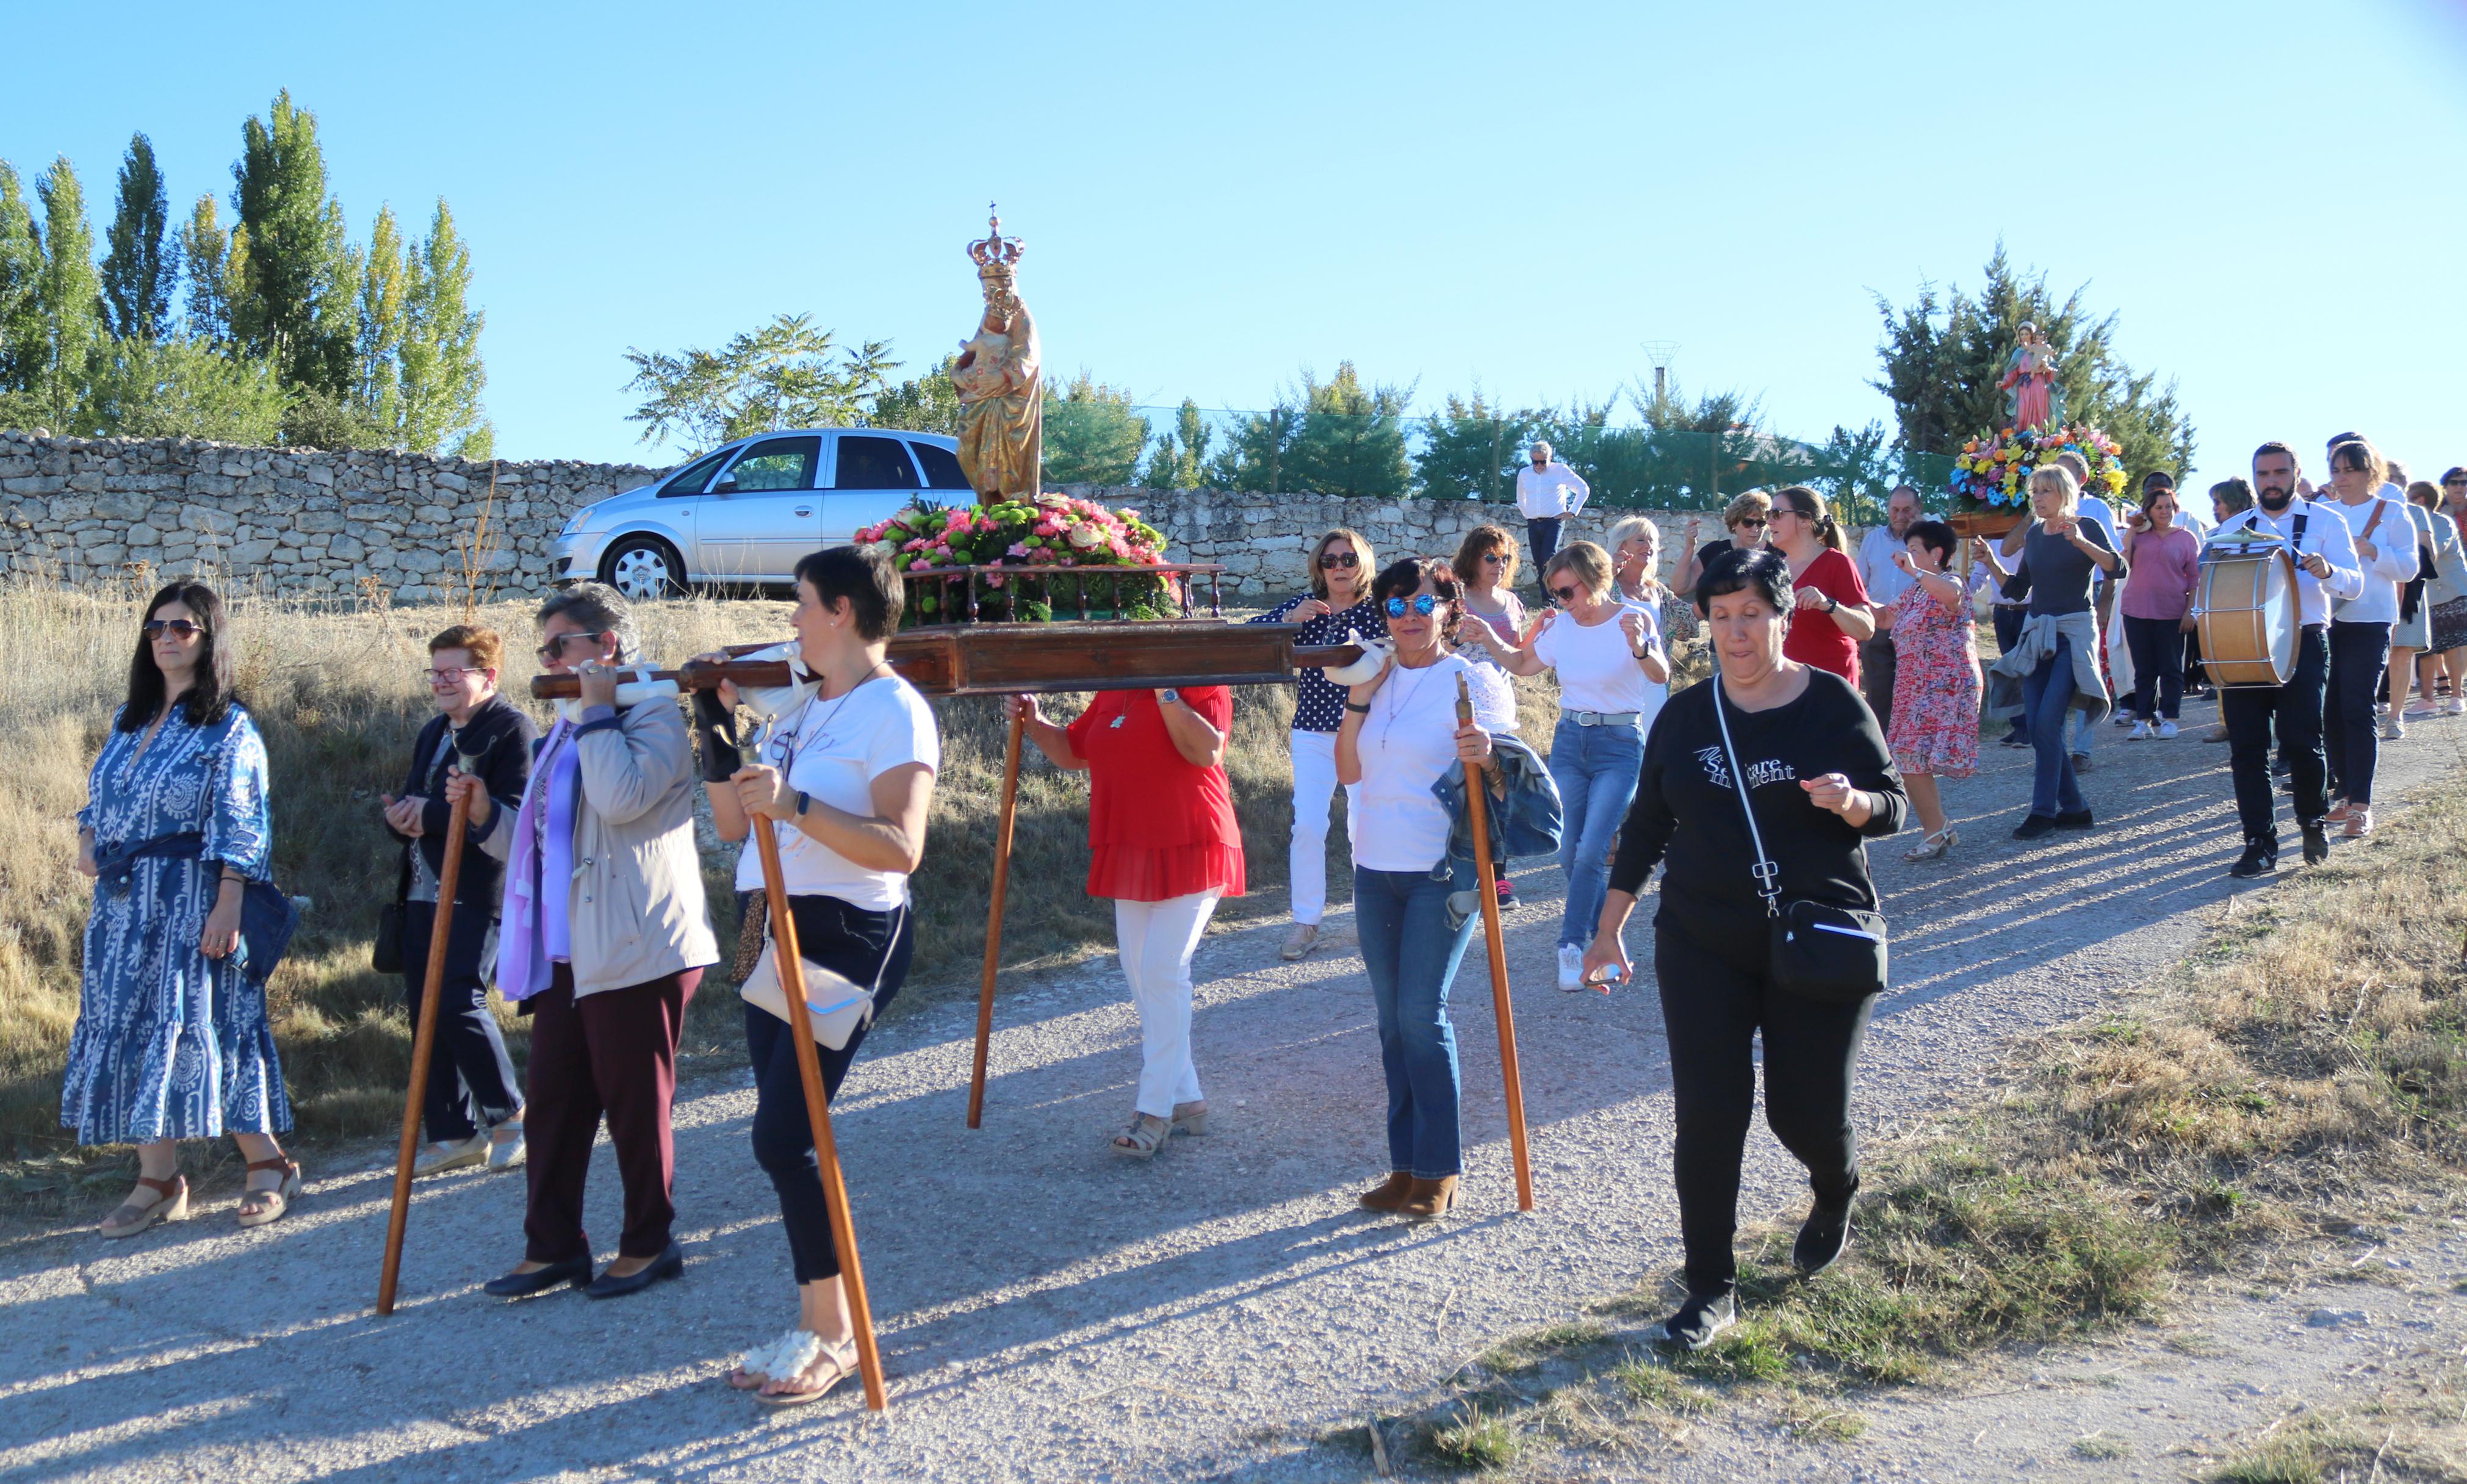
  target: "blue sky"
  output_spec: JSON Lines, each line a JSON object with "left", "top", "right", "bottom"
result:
{"left": 5, "top": 0, "right": 2465, "bottom": 499}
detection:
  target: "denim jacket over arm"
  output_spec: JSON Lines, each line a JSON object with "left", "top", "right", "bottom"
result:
{"left": 1430, "top": 732, "right": 1565, "bottom": 931}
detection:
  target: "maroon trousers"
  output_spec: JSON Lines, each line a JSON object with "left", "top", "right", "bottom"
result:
{"left": 522, "top": 964, "right": 700, "bottom": 1264}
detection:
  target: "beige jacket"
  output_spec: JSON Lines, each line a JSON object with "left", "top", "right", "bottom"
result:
{"left": 480, "top": 695, "right": 719, "bottom": 1000}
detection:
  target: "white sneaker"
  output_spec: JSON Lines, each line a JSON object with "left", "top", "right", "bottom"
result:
{"left": 2445, "top": 697, "right": 2465, "bottom": 717}
{"left": 1280, "top": 923, "right": 1321, "bottom": 961}
{"left": 414, "top": 1133, "right": 488, "bottom": 1177}
{"left": 488, "top": 1119, "right": 527, "bottom": 1171}
{"left": 2382, "top": 716, "right": 2404, "bottom": 741}
{"left": 2155, "top": 720, "right": 2179, "bottom": 739}
{"left": 1557, "top": 943, "right": 1584, "bottom": 992}
{"left": 2127, "top": 720, "right": 2152, "bottom": 740}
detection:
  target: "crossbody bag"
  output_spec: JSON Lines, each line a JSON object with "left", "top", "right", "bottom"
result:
{"left": 1709, "top": 677, "right": 1888, "bottom": 1003}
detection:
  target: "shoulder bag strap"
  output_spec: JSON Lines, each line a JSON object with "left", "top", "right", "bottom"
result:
{"left": 1709, "top": 677, "right": 1784, "bottom": 920}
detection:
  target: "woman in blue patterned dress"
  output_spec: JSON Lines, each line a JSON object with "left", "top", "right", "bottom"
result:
{"left": 67, "top": 582, "right": 298, "bottom": 1237}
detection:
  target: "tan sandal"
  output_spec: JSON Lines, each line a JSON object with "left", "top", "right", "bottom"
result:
{"left": 756, "top": 1336, "right": 859, "bottom": 1408}
{"left": 1110, "top": 1113, "right": 1170, "bottom": 1159}
{"left": 100, "top": 1173, "right": 187, "bottom": 1239}
{"left": 238, "top": 1156, "right": 301, "bottom": 1229}
{"left": 1169, "top": 1100, "right": 1209, "bottom": 1137}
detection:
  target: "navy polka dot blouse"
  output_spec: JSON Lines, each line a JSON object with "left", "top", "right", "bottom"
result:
{"left": 1246, "top": 595, "right": 1391, "bottom": 733}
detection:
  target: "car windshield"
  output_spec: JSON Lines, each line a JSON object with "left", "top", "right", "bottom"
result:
{"left": 659, "top": 448, "right": 731, "bottom": 498}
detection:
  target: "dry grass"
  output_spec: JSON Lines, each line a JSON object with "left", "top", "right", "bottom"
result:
{"left": 0, "top": 575, "right": 1566, "bottom": 1181}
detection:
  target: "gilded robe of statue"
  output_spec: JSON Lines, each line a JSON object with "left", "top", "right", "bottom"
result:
{"left": 953, "top": 286, "right": 1042, "bottom": 501}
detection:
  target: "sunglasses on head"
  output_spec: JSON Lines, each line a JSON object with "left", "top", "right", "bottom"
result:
{"left": 142, "top": 618, "right": 206, "bottom": 640}
{"left": 1318, "top": 550, "right": 1358, "bottom": 569}
{"left": 1385, "top": 594, "right": 1441, "bottom": 618}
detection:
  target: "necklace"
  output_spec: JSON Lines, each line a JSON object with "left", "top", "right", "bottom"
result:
{"left": 770, "top": 661, "right": 891, "bottom": 773}
{"left": 1380, "top": 657, "right": 1442, "bottom": 749}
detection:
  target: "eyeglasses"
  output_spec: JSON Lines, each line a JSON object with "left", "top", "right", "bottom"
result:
{"left": 1385, "top": 594, "right": 1441, "bottom": 618}
{"left": 142, "top": 619, "right": 206, "bottom": 640}
{"left": 1549, "top": 585, "right": 1583, "bottom": 605}
{"left": 422, "top": 666, "right": 486, "bottom": 685}
{"left": 535, "top": 632, "right": 603, "bottom": 661}
{"left": 1318, "top": 550, "right": 1359, "bottom": 569}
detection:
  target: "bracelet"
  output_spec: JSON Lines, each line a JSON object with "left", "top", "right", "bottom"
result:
{"left": 1344, "top": 701, "right": 1371, "bottom": 714}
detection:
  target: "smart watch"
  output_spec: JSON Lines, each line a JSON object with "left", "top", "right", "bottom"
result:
{"left": 1158, "top": 688, "right": 1181, "bottom": 705}
{"left": 794, "top": 790, "right": 812, "bottom": 817}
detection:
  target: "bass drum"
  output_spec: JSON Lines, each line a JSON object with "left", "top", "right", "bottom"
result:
{"left": 2197, "top": 543, "right": 2299, "bottom": 688}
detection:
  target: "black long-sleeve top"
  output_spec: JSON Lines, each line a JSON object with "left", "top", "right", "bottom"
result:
{"left": 384, "top": 693, "right": 537, "bottom": 912}
{"left": 1608, "top": 669, "right": 1904, "bottom": 945}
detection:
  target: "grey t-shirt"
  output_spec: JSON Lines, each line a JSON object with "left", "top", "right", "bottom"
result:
{"left": 2021, "top": 519, "right": 2120, "bottom": 617}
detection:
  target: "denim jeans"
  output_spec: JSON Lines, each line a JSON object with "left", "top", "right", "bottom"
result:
{"left": 1354, "top": 866, "right": 1481, "bottom": 1178}
{"left": 2021, "top": 635, "right": 2086, "bottom": 818}
{"left": 1548, "top": 715, "right": 1644, "bottom": 949}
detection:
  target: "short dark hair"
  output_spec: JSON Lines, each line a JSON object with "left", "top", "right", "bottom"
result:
{"left": 1695, "top": 546, "right": 1795, "bottom": 618}
{"left": 2326, "top": 431, "right": 2364, "bottom": 453}
{"left": 1370, "top": 556, "right": 1463, "bottom": 644}
{"left": 2140, "top": 470, "right": 2175, "bottom": 491}
{"left": 2252, "top": 441, "right": 2300, "bottom": 471}
{"left": 1904, "top": 519, "right": 1956, "bottom": 566}
{"left": 794, "top": 545, "right": 904, "bottom": 640}
{"left": 121, "top": 581, "right": 238, "bottom": 732}
{"left": 2210, "top": 477, "right": 2255, "bottom": 516}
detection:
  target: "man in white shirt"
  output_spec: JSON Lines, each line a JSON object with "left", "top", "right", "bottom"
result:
{"left": 1514, "top": 441, "right": 1588, "bottom": 574}
{"left": 2314, "top": 434, "right": 2418, "bottom": 838}
{"left": 2211, "top": 441, "right": 2363, "bottom": 876}
{"left": 1854, "top": 484, "right": 1923, "bottom": 732}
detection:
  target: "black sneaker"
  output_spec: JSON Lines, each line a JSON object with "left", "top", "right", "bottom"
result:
{"left": 2000, "top": 731, "right": 2030, "bottom": 748}
{"left": 1793, "top": 1198, "right": 1853, "bottom": 1275}
{"left": 1654, "top": 1291, "right": 1737, "bottom": 1351}
{"left": 2228, "top": 840, "right": 2278, "bottom": 878}
{"left": 2012, "top": 813, "right": 2059, "bottom": 840}
{"left": 2300, "top": 820, "right": 2332, "bottom": 866}
{"left": 2054, "top": 808, "right": 2095, "bottom": 830}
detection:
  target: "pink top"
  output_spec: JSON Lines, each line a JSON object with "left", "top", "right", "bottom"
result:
{"left": 2121, "top": 525, "right": 2200, "bottom": 621}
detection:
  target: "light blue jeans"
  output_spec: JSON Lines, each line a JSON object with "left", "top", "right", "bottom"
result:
{"left": 1548, "top": 715, "right": 1646, "bottom": 949}
{"left": 1354, "top": 866, "right": 1480, "bottom": 1178}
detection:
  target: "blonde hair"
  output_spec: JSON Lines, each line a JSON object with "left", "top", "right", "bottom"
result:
{"left": 2029, "top": 463, "right": 2081, "bottom": 514}
{"left": 1606, "top": 514, "right": 1662, "bottom": 553}
{"left": 1450, "top": 524, "right": 1519, "bottom": 588}
{"left": 1308, "top": 527, "right": 1376, "bottom": 601}
{"left": 1721, "top": 490, "right": 1772, "bottom": 530}
{"left": 1541, "top": 541, "right": 1616, "bottom": 601}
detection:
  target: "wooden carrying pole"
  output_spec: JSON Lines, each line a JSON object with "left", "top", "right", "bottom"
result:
{"left": 752, "top": 820, "right": 890, "bottom": 1412}
{"left": 377, "top": 779, "right": 472, "bottom": 1316}
{"left": 1456, "top": 674, "right": 1535, "bottom": 1212}
{"left": 966, "top": 711, "right": 1026, "bottom": 1128}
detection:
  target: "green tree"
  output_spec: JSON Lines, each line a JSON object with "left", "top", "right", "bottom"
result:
{"left": 623, "top": 312, "right": 896, "bottom": 450}
{"left": 0, "top": 163, "right": 44, "bottom": 406}
{"left": 1042, "top": 371, "right": 1148, "bottom": 486}
{"left": 32, "top": 157, "right": 102, "bottom": 430}
{"left": 1871, "top": 245, "right": 2195, "bottom": 484}
{"left": 1415, "top": 391, "right": 1552, "bottom": 502}
{"left": 1284, "top": 362, "right": 1413, "bottom": 499}
{"left": 352, "top": 203, "right": 409, "bottom": 435}
{"left": 100, "top": 133, "right": 176, "bottom": 342}
{"left": 229, "top": 90, "right": 360, "bottom": 401}
{"left": 84, "top": 336, "right": 287, "bottom": 443}
{"left": 398, "top": 200, "right": 486, "bottom": 455}
{"left": 870, "top": 353, "right": 960, "bottom": 436}
{"left": 177, "top": 194, "right": 237, "bottom": 345}
{"left": 1207, "top": 403, "right": 1298, "bottom": 492}
{"left": 1139, "top": 399, "right": 1213, "bottom": 488}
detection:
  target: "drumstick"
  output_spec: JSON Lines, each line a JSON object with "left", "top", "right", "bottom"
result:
{"left": 1455, "top": 673, "right": 1535, "bottom": 1212}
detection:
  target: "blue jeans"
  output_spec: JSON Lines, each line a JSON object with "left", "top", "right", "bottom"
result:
{"left": 2022, "top": 635, "right": 2086, "bottom": 818}
{"left": 1354, "top": 866, "right": 1481, "bottom": 1178}
{"left": 1548, "top": 715, "right": 1644, "bottom": 949}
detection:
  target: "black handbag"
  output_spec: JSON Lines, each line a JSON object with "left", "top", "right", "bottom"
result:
{"left": 1710, "top": 677, "right": 1887, "bottom": 1002}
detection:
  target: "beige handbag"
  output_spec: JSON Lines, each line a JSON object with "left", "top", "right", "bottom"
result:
{"left": 735, "top": 902, "right": 904, "bottom": 1051}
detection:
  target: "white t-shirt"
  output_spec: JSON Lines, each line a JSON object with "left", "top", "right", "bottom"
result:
{"left": 1353, "top": 654, "right": 1517, "bottom": 873}
{"left": 733, "top": 674, "right": 940, "bottom": 910}
{"left": 1532, "top": 605, "right": 1666, "bottom": 731}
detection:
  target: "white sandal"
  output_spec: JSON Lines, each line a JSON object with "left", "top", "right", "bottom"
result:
{"left": 99, "top": 1173, "right": 187, "bottom": 1239}
{"left": 1110, "top": 1113, "right": 1170, "bottom": 1159}
{"left": 1904, "top": 827, "right": 1958, "bottom": 862}
{"left": 731, "top": 1328, "right": 816, "bottom": 1391}
{"left": 755, "top": 1333, "right": 859, "bottom": 1408}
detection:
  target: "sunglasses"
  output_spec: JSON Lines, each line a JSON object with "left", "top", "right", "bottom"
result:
{"left": 1549, "top": 585, "right": 1583, "bottom": 605}
{"left": 1318, "top": 550, "right": 1359, "bottom": 569}
{"left": 1385, "top": 594, "right": 1441, "bottom": 618}
{"left": 142, "top": 618, "right": 206, "bottom": 640}
{"left": 535, "top": 631, "right": 605, "bottom": 661}
{"left": 1480, "top": 552, "right": 1507, "bottom": 566}
{"left": 1734, "top": 518, "right": 1768, "bottom": 530}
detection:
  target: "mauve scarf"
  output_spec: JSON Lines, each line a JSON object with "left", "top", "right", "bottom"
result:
{"left": 494, "top": 716, "right": 582, "bottom": 1001}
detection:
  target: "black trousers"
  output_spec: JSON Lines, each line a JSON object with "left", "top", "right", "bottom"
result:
{"left": 400, "top": 899, "right": 521, "bottom": 1143}
{"left": 1857, "top": 634, "right": 1898, "bottom": 735}
{"left": 2222, "top": 625, "right": 2328, "bottom": 846}
{"left": 2123, "top": 615, "right": 2185, "bottom": 721}
{"left": 1655, "top": 923, "right": 1875, "bottom": 1297}
{"left": 741, "top": 891, "right": 912, "bottom": 1284}
{"left": 2325, "top": 621, "right": 2391, "bottom": 806}
{"left": 1526, "top": 515, "right": 1563, "bottom": 572}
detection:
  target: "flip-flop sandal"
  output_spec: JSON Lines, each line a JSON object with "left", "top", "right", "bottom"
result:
{"left": 237, "top": 1156, "right": 301, "bottom": 1230}
{"left": 756, "top": 1336, "right": 858, "bottom": 1408}
{"left": 99, "top": 1174, "right": 187, "bottom": 1239}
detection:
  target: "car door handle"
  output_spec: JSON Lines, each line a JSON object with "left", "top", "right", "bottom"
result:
{"left": 794, "top": 507, "right": 812, "bottom": 517}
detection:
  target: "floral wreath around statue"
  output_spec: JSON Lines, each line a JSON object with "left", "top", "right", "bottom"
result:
{"left": 1948, "top": 423, "right": 2128, "bottom": 513}
{"left": 857, "top": 494, "right": 1179, "bottom": 623}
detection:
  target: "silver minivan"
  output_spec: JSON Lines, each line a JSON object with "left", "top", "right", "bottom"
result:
{"left": 552, "top": 427, "right": 973, "bottom": 599}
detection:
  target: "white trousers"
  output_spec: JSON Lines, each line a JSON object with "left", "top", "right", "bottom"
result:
{"left": 1288, "top": 730, "right": 1361, "bottom": 926}
{"left": 1115, "top": 891, "right": 1221, "bottom": 1118}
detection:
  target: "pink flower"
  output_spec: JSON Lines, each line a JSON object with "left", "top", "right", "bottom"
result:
{"left": 1007, "top": 541, "right": 1031, "bottom": 558}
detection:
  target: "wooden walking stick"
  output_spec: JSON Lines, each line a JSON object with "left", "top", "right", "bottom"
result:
{"left": 967, "top": 709, "right": 1026, "bottom": 1128}
{"left": 1456, "top": 674, "right": 1535, "bottom": 1212}
{"left": 378, "top": 769, "right": 472, "bottom": 1316}
{"left": 752, "top": 816, "right": 890, "bottom": 1411}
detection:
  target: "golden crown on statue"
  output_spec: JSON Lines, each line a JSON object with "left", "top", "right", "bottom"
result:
{"left": 967, "top": 203, "right": 1025, "bottom": 281}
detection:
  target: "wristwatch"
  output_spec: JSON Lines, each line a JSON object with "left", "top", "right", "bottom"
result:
{"left": 1820, "top": 594, "right": 1839, "bottom": 613}
{"left": 1157, "top": 688, "right": 1181, "bottom": 705}
{"left": 794, "top": 790, "right": 812, "bottom": 817}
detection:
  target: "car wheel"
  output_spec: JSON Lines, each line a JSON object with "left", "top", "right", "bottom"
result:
{"left": 602, "top": 536, "right": 686, "bottom": 600}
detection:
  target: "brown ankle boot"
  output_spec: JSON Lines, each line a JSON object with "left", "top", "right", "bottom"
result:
{"left": 1358, "top": 1171, "right": 1414, "bottom": 1211}
{"left": 1402, "top": 1175, "right": 1459, "bottom": 1219}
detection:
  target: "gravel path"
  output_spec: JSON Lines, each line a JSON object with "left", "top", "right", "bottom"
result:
{"left": 4, "top": 695, "right": 2462, "bottom": 1483}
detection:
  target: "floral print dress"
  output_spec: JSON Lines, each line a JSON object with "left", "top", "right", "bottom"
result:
{"left": 1885, "top": 583, "right": 1981, "bottom": 779}
{"left": 62, "top": 704, "right": 290, "bottom": 1144}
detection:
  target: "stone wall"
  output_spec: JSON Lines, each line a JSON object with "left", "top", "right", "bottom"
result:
{"left": 1, "top": 431, "right": 1792, "bottom": 603}
{"left": 0, "top": 430, "right": 662, "bottom": 603}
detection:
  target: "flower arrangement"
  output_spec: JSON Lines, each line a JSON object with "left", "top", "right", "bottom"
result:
{"left": 855, "top": 494, "right": 1179, "bottom": 624}
{"left": 1948, "top": 423, "right": 2129, "bottom": 513}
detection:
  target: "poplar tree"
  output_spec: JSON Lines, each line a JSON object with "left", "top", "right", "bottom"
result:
{"left": 354, "top": 203, "right": 409, "bottom": 435}
{"left": 177, "top": 195, "right": 238, "bottom": 345}
{"left": 229, "top": 90, "right": 359, "bottom": 398}
{"left": 33, "top": 157, "right": 101, "bottom": 428}
{"left": 100, "top": 133, "right": 177, "bottom": 342}
{"left": 398, "top": 200, "right": 486, "bottom": 455}
{"left": 0, "top": 164, "right": 43, "bottom": 401}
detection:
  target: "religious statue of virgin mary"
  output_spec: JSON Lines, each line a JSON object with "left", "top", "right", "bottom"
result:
{"left": 951, "top": 207, "right": 1043, "bottom": 502}
{"left": 1997, "top": 323, "right": 2064, "bottom": 433}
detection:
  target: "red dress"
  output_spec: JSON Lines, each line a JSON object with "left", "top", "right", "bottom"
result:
{"left": 1782, "top": 547, "right": 1868, "bottom": 685}
{"left": 1885, "top": 585, "right": 1979, "bottom": 779}
{"left": 1065, "top": 688, "right": 1247, "bottom": 902}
